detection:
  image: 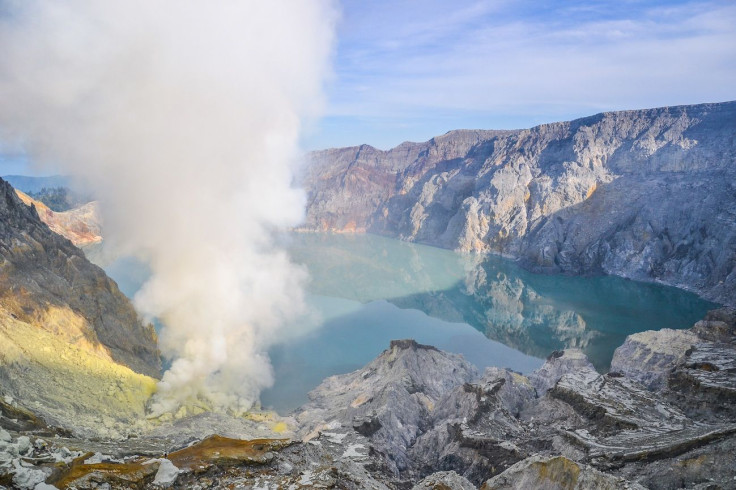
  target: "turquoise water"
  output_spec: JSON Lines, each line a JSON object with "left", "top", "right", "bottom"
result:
{"left": 96, "top": 232, "right": 716, "bottom": 414}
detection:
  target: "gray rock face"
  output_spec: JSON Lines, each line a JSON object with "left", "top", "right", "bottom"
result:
{"left": 667, "top": 308, "right": 736, "bottom": 422}
{"left": 412, "top": 470, "right": 477, "bottom": 490}
{"left": 610, "top": 328, "right": 700, "bottom": 390}
{"left": 528, "top": 350, "right": 595, "bottom": 396}
{"left": 294, "top": 342, "right": 539, "bottom": 485}
{"left": 612, "top": 307, "right": 736, "bottom": 420}
{"left": 289, "top": 309, "right": 736, "bottom": 488}
{"left": 408, "top": 368, "right": 535, "bottom": 484}
{"left": 295, "top": 339, "right": 478, "bottom": 476}
{"left": 553, "top": 368, "right": 687, "bottom": 430}
{"left": 669, "top": 342, "right": 736, "bottom": 419}
{"left": 301, "top": 101, "right": 736, "bottom": 305}
{"left": 691, "top": 307, "right": 736, "bottom": 343}
{"left": 481, "top": 455, "right": 646, "bottom": 490}
{"left": 0, "top": 177, "right": 160, "bottom": 378}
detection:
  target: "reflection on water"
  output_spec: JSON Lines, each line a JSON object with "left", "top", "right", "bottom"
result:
{"left": 92, "top": 232, "right": 716, "bottom": 414}
{"left": 287, "top": 232, "right": 716, "bottom": 371}
{"left": 262, "top": 295, "right": 541, "bottom": 413}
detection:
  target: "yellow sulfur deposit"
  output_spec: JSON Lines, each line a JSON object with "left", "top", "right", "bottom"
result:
{"left": 0, "top": 307, "right": 157, "bottom": 436}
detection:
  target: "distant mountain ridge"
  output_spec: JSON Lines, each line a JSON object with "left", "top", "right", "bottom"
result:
{"left": 301, "top": 101, "right": 736, "bottom": 305}
{"left": 14, "top": 189, "right": 102, "bottom": 247}
{"left": 1, "top": 174, "right": 71, "bottom": 193}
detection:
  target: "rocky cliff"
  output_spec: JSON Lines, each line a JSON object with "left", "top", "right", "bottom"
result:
{"left": 0, "top": 177, "right": 160, "bottom": 436}
{"left": 302, "top": 101, "right": 736, "bottom": 305}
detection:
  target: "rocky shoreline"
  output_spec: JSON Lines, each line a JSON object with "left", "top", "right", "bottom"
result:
{"left": 1, "top": 307, "right": 734, "bottom": 489}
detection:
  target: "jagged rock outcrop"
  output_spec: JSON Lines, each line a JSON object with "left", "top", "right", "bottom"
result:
{"left": 14, "top": 189, "right": 102, "bottom": 247}
{"left": 295, "top": 339, "right": 479, "bottom": 478}
{"left": 0, "top": 176, "right": 160, "bottom": 436}
{"left": 287, "top": 310, "right": 736, "bottom": 488}
{"left": 481, "top": 455, "right": 646, "bottom": 490}
{"left": 610, "top": 328, "right": 700, "bottom": 390}
{"left": 408, "top": 367, "right": 535, "bottom": 484}
{"left": 612, "top": 307, "right": 736, "bottom": 422}
{"left": 413, "top": 470, "right": 476, "bottom": 489}
{"left": 528, "top": 350, "right": 594, "bottom": 395}
{"left": 302, "top": 101, "right": 736, "bottom": 305}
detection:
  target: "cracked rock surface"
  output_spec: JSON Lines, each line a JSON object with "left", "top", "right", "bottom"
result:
{"left": 1, "top": 309, "right": 735, "bottom": 488}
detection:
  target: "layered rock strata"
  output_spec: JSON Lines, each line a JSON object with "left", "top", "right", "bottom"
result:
{"left": 302, "top": 101, "right": 736, "bottom": 305}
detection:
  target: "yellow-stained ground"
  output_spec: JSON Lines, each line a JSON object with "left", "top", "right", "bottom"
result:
{"left": 0, "top": 305, "right": 297, "bottom": 439}
{"left": 0, "top": 307, "right": 157, "bottom": 436}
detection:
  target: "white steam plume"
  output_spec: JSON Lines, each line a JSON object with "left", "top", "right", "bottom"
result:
{"left": 0, "top": 0, "right": 337, "bottom": 414}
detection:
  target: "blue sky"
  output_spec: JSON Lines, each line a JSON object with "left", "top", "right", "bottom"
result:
{"left": 0, "top": 150, "right": 28, "bottom": 175}
{"left": 302, "top": 0, "right": 736, "bottom": 150}
{"left": 2, "top": 0, "right": 735, "bottom": 175}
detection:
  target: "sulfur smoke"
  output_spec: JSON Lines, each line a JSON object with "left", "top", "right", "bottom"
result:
{"left": 0, "top": 0, "right": 337, "bottom": 414}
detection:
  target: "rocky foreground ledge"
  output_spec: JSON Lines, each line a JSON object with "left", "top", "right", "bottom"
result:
{"left": 1, "top": 308, "right": 735, "bottom": 489}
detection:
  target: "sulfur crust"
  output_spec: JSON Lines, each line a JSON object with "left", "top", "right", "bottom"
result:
{"left": 0, "top": 307, "right": 157, "bottom": 436}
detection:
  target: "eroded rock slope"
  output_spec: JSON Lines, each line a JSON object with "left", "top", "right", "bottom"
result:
{"left": 0, "top": 177, "right": 160, "bottom": 436}
{"left": 302, "top": 101, "right": 736, "bottom": 305}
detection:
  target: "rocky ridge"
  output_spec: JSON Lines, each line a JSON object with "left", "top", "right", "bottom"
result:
{"left": 2, "top": 308, "right": 734, "bottom": 489}
{"left": 301, "top": 101, "right": 736, "bottom": 305}
{"left": 13, "top": 190, "right": 102, "bottom": 248}
{"left": 0, "top": 176, "right": 160, "bottom": 437}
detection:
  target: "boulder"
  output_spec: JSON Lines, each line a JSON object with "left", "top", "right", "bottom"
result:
{"left": 481, "top": 455, "right": 645, "bottom": 490}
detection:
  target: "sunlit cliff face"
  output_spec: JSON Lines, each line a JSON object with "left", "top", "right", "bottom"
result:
{"left": 0, "top": 0, "right": 337, "bottom": 415}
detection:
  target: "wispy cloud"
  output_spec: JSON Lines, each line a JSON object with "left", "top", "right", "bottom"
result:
{"left": 306, "top": 0, "right": 736, "bottom": 149}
